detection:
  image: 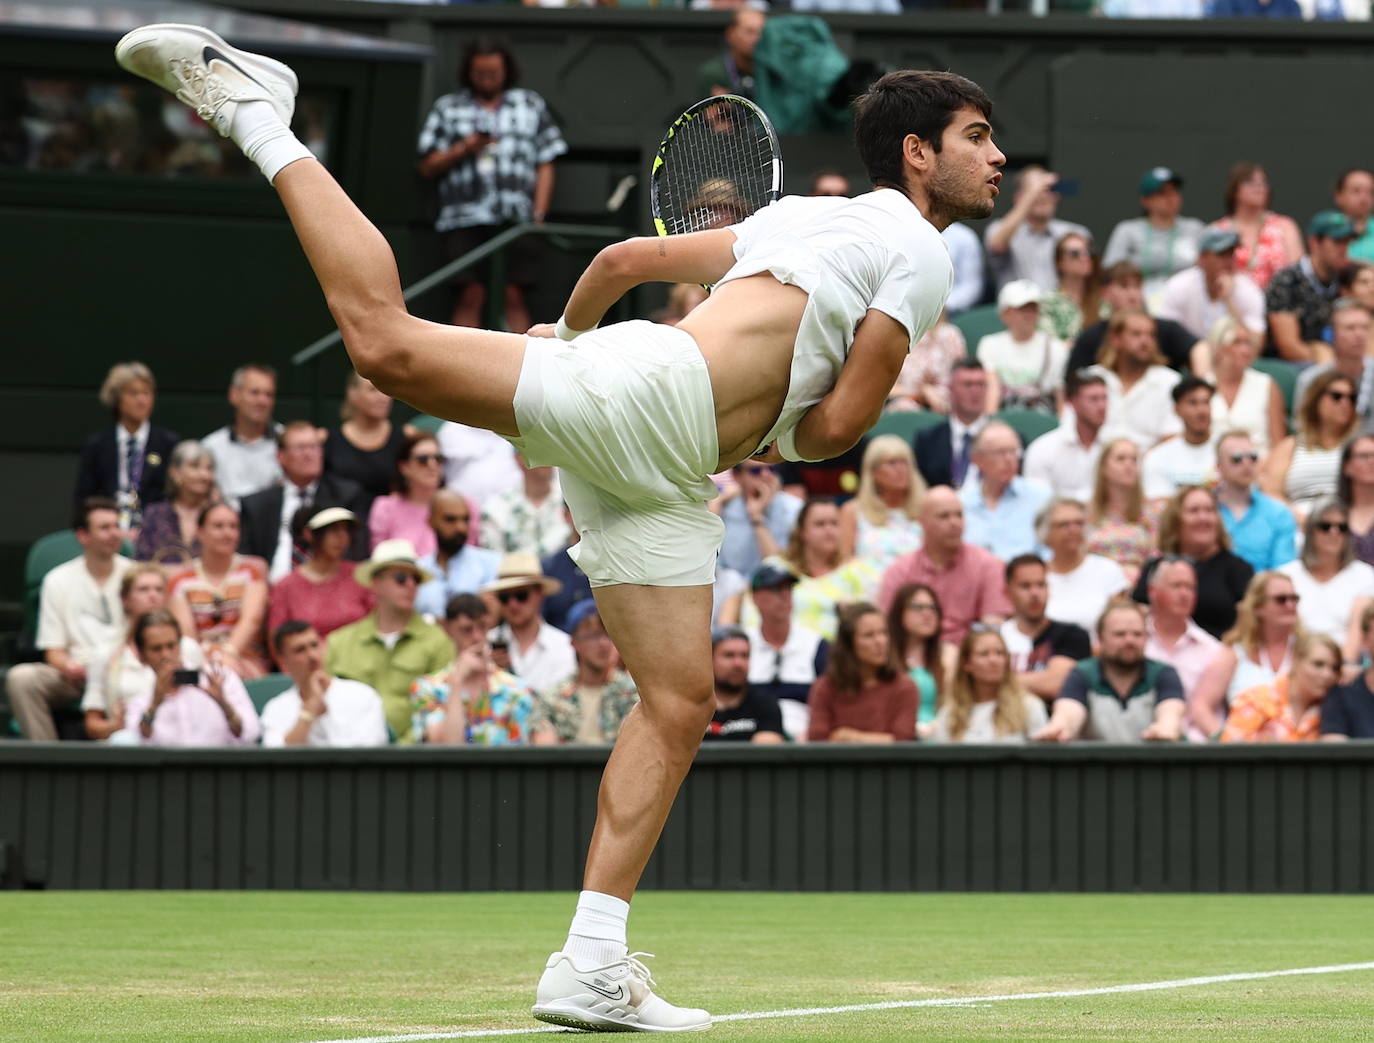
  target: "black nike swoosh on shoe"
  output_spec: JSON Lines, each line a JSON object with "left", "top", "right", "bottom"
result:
{"left": 579, "top": 980, "right": 626, "bottom": 1002}
{"left": 202, "top": 45, "right": 266, "bottom": 88}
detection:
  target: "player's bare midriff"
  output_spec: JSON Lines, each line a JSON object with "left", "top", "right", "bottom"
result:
{"left": 676, "top": 272, "right": 810, "bottom": 472}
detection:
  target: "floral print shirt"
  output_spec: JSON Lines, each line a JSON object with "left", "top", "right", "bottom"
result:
{"left": 410, "top": 665, "right": 535, "bottom": 745}
{"left": 531, "top": 671, "right": 640, "bottom": 744}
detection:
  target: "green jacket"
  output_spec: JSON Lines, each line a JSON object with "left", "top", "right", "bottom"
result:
{"left": 325, "top": 612, "right": 454, "bottom": 743}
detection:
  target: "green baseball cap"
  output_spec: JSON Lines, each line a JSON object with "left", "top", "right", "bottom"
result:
{"left": 1139, "top": 166, "right": 1183, "bottom": 196}
{"left": 1307, "top": 210, "right": 1357, "bottom": 241}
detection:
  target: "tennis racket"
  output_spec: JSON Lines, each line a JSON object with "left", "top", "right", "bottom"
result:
{"left": 649, "top": 94, "right": 783, "bottom": 241}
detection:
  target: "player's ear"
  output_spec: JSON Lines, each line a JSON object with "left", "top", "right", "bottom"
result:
{"left": 903, "top": 132, "right": 931, "bottom": 173}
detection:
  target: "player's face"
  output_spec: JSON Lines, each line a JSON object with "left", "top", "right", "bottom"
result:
{"left": 926, "top": 107, "right": 1005, "bottom": 223}
{"left": 1007, "top": 564, "right": 1047, "bottom": 622}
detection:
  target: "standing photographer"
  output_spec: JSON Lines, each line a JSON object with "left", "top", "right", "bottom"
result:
{"left": 122, "top": 611, "right": 260, "bottom": 746}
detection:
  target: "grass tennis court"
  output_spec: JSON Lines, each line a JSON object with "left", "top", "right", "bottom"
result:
{"left": 4, "top": 891, "right": 1374, "bottom": 1041}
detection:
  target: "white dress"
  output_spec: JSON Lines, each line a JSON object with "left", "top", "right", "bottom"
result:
{"left": 1212, "top": 369, "right": 1275, "bottom": 455}
{"left": 1279, "top": 559, "right": 1374, "bottom": 642}
{"left": 1284, "top": 442, "right": 1343, "bottom": 517}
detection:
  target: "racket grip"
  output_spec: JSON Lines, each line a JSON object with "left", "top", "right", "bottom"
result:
{"left": 554, "top": 314, "right": 597, "bottom": 342}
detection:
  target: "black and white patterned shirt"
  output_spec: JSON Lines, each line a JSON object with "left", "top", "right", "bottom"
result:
{"left": 417, "top": 88, "right": 567, "bottom": 233}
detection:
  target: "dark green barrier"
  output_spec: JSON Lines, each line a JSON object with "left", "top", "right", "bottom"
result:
{"left": 2, "top": 743, "right": 1371, "bottom": 893}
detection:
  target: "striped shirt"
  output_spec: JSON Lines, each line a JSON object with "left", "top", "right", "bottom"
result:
{"left": 416, "top": 88, "right": 567, "bottom": 232}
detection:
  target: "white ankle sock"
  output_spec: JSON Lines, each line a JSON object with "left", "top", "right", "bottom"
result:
{"left": 563, "top": 890, "right": 629, "bottom": 971}
{"left": 229, "top": 100, "right": 313, "bottom": 183}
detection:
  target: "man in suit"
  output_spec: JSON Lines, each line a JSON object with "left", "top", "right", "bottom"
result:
{"left": 915, "top": 358, "right": 991, "bottom": 489}
{"left": 238, "top": 420, "right": 368, "bottom": 581}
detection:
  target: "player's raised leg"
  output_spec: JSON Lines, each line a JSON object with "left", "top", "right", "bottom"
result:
{"left": 532, "top": 581, "right": 714, "bottom": 1033}
{"left": 114, "top": 23, "right": 525, "bottom": 435}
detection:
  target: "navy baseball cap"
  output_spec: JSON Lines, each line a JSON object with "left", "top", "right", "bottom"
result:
{"left": 565, "top": 599, "right": 600, "bottom": 633}
{"left": 750, "top": 559, "right": 799, "bottom": 591}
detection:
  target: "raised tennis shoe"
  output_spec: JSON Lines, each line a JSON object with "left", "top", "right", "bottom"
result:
{"left": 531, "top": 951, "right": 711, "bottom": 1033}
{"left": 114, "top": 23, "right": 297, "bottom": 137}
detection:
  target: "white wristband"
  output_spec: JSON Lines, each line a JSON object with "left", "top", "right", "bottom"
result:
{"left": 554, "top": 314, "right": 596, "bottom": 342}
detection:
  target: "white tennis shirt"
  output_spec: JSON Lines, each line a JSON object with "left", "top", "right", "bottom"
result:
{"left": 720, "top": 188, "right": 953, "bottom": 456}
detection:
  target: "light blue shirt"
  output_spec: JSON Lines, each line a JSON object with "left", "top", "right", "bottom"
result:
{"left": 718, "top": 490, "right": 803, "bottom": 579}
{"left": 416, "top": 545, "right": 503, "bottom": 620}
{"left": 960, "top": 476, "right": 1052, "bottom": 561}
{"left": 1218, "top": 489, "right": 1298, "bottom": 573}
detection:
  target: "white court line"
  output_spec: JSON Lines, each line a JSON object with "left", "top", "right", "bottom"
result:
{"left": 304, "top": 960, "right": 1374, "bottom": 1043}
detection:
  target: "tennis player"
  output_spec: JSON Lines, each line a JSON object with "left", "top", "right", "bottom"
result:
{"left": 115, "top": 25, "right": 1004, "bottom": 1032}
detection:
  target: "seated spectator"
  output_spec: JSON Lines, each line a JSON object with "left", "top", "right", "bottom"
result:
{"left": 541, "top": 505, "right": 592, "bottom": 634}
{"left": 200, "top": 363, "right": 281, "bottom": 508}
{"left": 977, "top": 280, "right": 1067, "bottom": 415}
{"left": 1144, "top": 557, "right": 1220, "bottom": 738}
{"left": 1189, "top": 570, "right": 1302, "bottom": 739}
{"left": 1141, "top": 376, "right": 1218, "bottom": 499}
{"left": 82, "top": 563, "right": 202, "bottom": 742}
{"left": 268, "top": 507, "right": 374, "bottom": 648}
{"left": 1133, "top": 485, "right": 1255, "bottom": 638}
{"left": 1037, "top": 232, "right": 1098, "bottom": 343}
{"left": 1207, "top": 318, "right": 1286, "bottom": 456}
{"left": 715, "top": 459, "right": 803, "bottom": 581}
{"left": 1103, "top": 166, "right": 1205, "bottom": 302}
{"left": 879, "top": 487, "right": 1011, "bottom": 644}
{"left": 437, "top": 419, "right": 521, "bottom": 510}
{"left": 1265, "top": 210, "right": 1354, "bottom": 364}
{"left": 1292, "top": 299, "right": 1374, "bottom": 436}
{"left": 1065, "top": 262, "right": 1204, "bottom": 377}
{"left": 998, "top": 553, "right": 1092, "bottom": 706}
{"left": 123, "top": 611, "right": 260, "bottom": 746}
{"left": 167, "top": 502, "right": 270, "bottom": 679}
{"left": 325, "top": 539, "right": 454, "bottom": 742}
{"left": 807, "top": 602, "right": 918, "bottom": 743}
{"left": 984, "top": 165, "right": 1090, "bottom": 293}
{"left": 531, "top": 600, "right": 639, "bottom": 745}
{"left": 238, "top": 420, "right": 370, "bottom": 583}
{"left": 1340, "top": 434, "right": 1374, "bottom": 566}
{"left": 914, "top": 359, "right": 991, "bottom": 488}
{"left": 1340, "top": 261, "right": 1374, "bottom": 323}
{"left": 1023, "top": 368, "right": 1108, "bottom": 501}
{"left": 941, "top": 221, "right": 985, "bottom": 315}
{"left": 703, "top": 625, "right": 785, "bottom": 744}
{"left": 1263, "top": 370, "right": 1358, "bottom": 520}
{"left": 745, "top": 560, "right": 828, "bottom": 742}
{"left": 415, "top": 490, "right": 502, "bottom": 620}
{"left": 1210, "top": 162, "right": 1303, "bottom": 292}
{"left": 696, "top": 8, "right": 763, "bottom": 99}
{"left": 1207, "top": 0, "right": 1303, "bottom": 19}
{"left": 1089, "top": 310, "right": 1184, "bottom": 449}
{"left": 6, "top": 497, "right": 132, "bottom": 740}
{"left": 1037, "top": 600, "right": 1185, "bottom": 743}
{"left": 931, "top": 627, "right": 1048, "bottom": 744}
{"left": 1335, "top": 168, "right": 1374, "bottom": 263}
{"left": 261, "top": 621, "right": 387, "bottom": 747}
{"left": 960, "top": 422, "right": 1051, "bottom": 561}
{"left": 367, "top": 432, "right": 446, "bottom": 557}
{"left": 1321, "top": 602, "right": 1374, "bottom": 739}
{"left": 1084, "top": 438, "right": 1162, "bottom": 582}
{"left": 484, "top": 552, "right": 576, "bottom": 696}
{"left": 1279, "top": 499, "right": 1374, "bottom": 647}
{"left": 324, "top": 372, "right": 408, "bottom": 512}
{"left": 134, "top": 440, "right": 216, "bottom": 566}
{"left": 838, "top": 435, "right": 924, "bottom": 568}
{"left": 730, "top": 498, "right": 878, "bottom": 641}
{"left": 1156, "top": 228, "right": 1265, "bottom": 342}
{"left": 776, "top": 438, "right": 869, "bottom": 504}
{"left": 412, "top": 594, "right": 535, "bottom": 745}
{"left": 1214, "top": 430, "right": 1297, "bottom": 572}
{"left": 1040, "top": 499, "right": 1129, "bottom": 634}
{"left": 887, "top": 312, "right": 966, "bottom": 413}
{"left": 887, "top": 582, "right": 956, "bottom": 737}
{"left": 480, "top": 452, "right": 570, "bottom": 558}
{"left": 1221, "top": 633, "right": 1340, "bottom": 742}
{"left": 74, "top": 361, "right": 180, "bottom": 530}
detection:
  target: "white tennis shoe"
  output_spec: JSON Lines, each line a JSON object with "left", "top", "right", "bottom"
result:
{"left": 114, "top": 23, "right": 297, "bottom": 137}
{"left": 531, "top": 951, "right": 711, "bottom": 1033}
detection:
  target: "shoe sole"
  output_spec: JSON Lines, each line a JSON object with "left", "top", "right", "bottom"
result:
{"left": 531, "top": 1000, "right": 710, "bottom": 1033}
{"left": 115, "top": 22, "right": 297, "bottom": 120}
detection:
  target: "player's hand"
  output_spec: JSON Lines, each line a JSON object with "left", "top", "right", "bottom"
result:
{"left": 526, "top": 323, "right": 558, "bottom": 338}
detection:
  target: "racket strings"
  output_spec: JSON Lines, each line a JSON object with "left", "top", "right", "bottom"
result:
{"left": 657, "top": 101, "right": 775, "bottom": 236}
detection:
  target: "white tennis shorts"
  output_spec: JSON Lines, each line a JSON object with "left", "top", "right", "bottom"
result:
{"left": 509, "top": 320, "right": 724, "bottom": 588}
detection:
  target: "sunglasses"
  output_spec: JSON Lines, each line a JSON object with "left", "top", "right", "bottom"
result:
{"left": 389, "top": 571, "right": 420, "bottom": 586}
{"left": 1228, "top": 451, "right": 1259, "bottom": 464}
{"left": 412, "top": 453, "right": 446, "bottom": 466}
{"left": 1270, "top": 593, "right": 1301, "bottom": 606}
{"left": 1326, "top": 390, "right": 1354, "bottom": 403}
{"left": 497, "top": 588, "right": 535, "bottom": 605}
{"left": 1316, "top": 521, "right": 1351, "bottom": 534}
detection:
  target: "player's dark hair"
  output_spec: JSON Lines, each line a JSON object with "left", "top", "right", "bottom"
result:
{"left": 75, "top": 496, "right": 119, "bottom": 532}
{"left": 460, "top": 37, "right": 519, "bottom": 90}
{"left": 853, "top": 70, "right": 992, "bottom": 190}
{"left": 1171, "top": 375, "right": 1215, "bottom": 404}
{"left": 272, "top": 619, "right": 315, "bottom": 655}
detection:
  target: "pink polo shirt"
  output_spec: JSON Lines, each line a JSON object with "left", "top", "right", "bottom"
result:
{"left": 878, "top": 543, "right": 1012, "bottom": 644}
